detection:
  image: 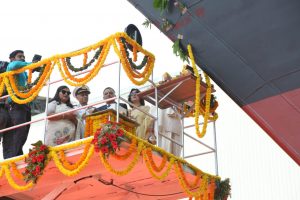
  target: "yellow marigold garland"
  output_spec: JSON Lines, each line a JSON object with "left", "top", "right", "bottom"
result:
{"left": 112, "top": 37, "right": 154, "bottom": 85}
{"left": 6, "top": 61, "right": 52, "bottom": 99}
{"left": 0, "top": 167, "right": 4, "bottom": 178}
{"left": 51, "top": 143, "right": 94, "bottom": 177}
{"left": 3, "top": 164, "right": 34, "bottom": 191}
{"left": 176, "top": 161, "right": 201, "bottom": 188}
{"left": 187, "top": 44, "right": 211, "bottom": 138}
{"left": 174, "top": 161, "right": 209, "bottom": 198}
{"left": 143, "top": 148, "right": 167, "bottom": 172}
{"left": 0, "top": 118, "right": 220, "bottom": 197}
{"left": 99, "top": 141, "right": 143, "bottom": 176}
{"left": 112, "top": 138, "right": 137, "bottom": 160}
{"left": 57, "top": 41, "right": 111, "bottom": 86}
{"left": 4, "top": 61, "right": 55, "bottom": 104}
{"left": 0, "top": 32, "right": 155, "bottom": 104}
{"left": 10, "top": 162, "right": 24, "bottom": 179}
{"left": 0, "top": 78, "right": 5, "bottom": 96}
{"left": 142, "top": 150, "right": 174, "bottom": 180}
{"left": 115, "top": 36, "right": 152, "bottom": 79}
{"left": 59, "top": 143, "right": 91, "bottom": 170}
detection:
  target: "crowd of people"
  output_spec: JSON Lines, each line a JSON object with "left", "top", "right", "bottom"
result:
{"left": 0, "top": 49, "right": 184, "bottom": 160}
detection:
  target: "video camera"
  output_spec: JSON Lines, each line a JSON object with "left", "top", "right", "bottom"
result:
{"left": 32, "top": 54, "right": 43, "bottom": 72}
{"left": 0, "top": 61, "right": 9, "bottom": 73}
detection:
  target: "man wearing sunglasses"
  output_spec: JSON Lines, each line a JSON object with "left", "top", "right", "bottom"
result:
{"left": 2, "top": 50, "right": 32, "bottom": 159}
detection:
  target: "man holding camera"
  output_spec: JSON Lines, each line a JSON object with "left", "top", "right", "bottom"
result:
{"left": 2, "top": 50, "right": 40, "bottom": 159}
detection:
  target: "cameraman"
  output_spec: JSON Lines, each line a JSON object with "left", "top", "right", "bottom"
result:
{"left": 2, "top": 50, "right": 37, "bottom": 159}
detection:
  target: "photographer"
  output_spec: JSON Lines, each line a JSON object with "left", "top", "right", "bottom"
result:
{"left": 2, "top": 50, "right": 41, "bottom": 159}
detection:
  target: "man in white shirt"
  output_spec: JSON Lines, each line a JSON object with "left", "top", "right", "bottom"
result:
{"left": 73, "top": 85, "right": 94, "bottom": 139}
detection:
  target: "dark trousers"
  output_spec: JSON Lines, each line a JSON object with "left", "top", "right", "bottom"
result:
{"left": 2, "top": 104, "right": 31, "bottom": 159}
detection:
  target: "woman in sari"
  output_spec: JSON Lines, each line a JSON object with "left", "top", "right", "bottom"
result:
{"left": 45, "top": 85, "right": 79, "bottom": 146}
{"left": 128, "top": 88, "right": 155, "bottom": 143}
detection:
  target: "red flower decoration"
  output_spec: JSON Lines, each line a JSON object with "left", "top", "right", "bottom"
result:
{"left": 23, "top": 141, "right": 49, "bottom": 183}
{"left": 91, "top": 121, "right": 125, "bottom": 157}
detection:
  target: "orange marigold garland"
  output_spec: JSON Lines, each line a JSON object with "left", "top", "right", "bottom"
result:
{"left": 112, "top": 138, "right": 137, "bottom": 160}
{"left": 59, "top": 143, "right": 91, "bottom": 170}
{"left": 10, "top": 162, "right": 24, "bottom": 179}
{"left": 23, "top": 141, "right": 49, "bottom": 183}
{"left": 143, "top": 148, "right": 167, "bottom": 172}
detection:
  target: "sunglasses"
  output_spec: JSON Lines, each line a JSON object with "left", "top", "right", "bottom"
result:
{"left": 61, "top": 90, "right": 71, "bottom": 95}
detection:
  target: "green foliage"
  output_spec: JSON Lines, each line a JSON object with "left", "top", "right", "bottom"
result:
{"left": 172, "top": 39, "right": 189, "bottom": 63}
{"left": 142, "top": 18, "right": 152, "bottom": 29}
{"left": 153, "top": 0, "right": 169, "bottom": 13}
{"left": 215, "top": 178, "right": 231, "bottom": 200}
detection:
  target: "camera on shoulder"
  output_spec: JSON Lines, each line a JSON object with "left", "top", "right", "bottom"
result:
{"left": 32, "top": 54, "right": 43, "bottom": 72}
{"left": 0, "top": 61, "right": 9, "bottom": 73}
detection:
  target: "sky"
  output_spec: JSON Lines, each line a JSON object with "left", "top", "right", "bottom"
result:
{"left": 1, "top": 0, "right": 300, "bottom": 199}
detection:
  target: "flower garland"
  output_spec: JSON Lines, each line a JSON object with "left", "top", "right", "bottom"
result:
{"left": 143, "top": 148, "right": 167, "bottom": 172}
{"left": 10, "top": 162, "right": 24, "bottom": 179}
{"left": 0, "top": 77, "right": 5, "bottom": 97}
{"left": 58, "top": 143, "right": 91, "bottom": 170}
{"left": 51, "top": 143, "right": 94, "bottom": 177}
{"left": 3, "top": 164, "right": 34, "bottom": 191}
{"left": 65, "top": 46, "right": 103, "bottom": 72}
{"left": 0, "top": 117, "right": 222, "bottom": 196}
{"left": 176, "top": 162, "right": 201, "bottom": 188}
{"left": 99, "top": 141, "right": 143, "bottom": 176}
{"left": 142, "top": 150, "right": 174, "bottom": 180}
{"left": 174, "top": 161, "right": 209, "bottom": 198}
{"left": 7, "top": 61, "right": 51, "bottom": 98}
{"left": 187, "top": 44, "right": 212, "bottom": 138}
{"left": 57, "top": 41, "right": 110, "bottom": 86}
{"left": 120, "top": 37, "right": 148, "bottom": 70}
{"left": 23, "top": 141, "right": 49, "bottom": 183}
{"left": 112, "top": 138, "right": 137, "bottom": 160}
{"left": 4, "top": 61, "right": 55, "bottom": 104}
{"left": 91, "top": 121, "right": 125, "bottom": 157}
{"left": 0, "top": 32, "right": 156, "bottom": 104}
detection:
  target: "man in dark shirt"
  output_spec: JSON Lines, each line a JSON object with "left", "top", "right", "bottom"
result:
{"left": 93, "top": 87, "right": 128, "bottom": 115}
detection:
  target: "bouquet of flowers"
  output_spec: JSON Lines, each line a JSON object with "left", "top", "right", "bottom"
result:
{"left": 92, "top": 121, "right": 125, "bottom": 157}
{"left": 23, "top": 141, "right": 49, "bottom": 183}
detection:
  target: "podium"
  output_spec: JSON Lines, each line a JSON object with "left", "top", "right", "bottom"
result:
{"left": 84, "top": 109, "right": 139, "bottom": 137}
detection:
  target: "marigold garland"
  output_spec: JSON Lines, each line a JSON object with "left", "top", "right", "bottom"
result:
{"left": 0, "top": 78, "right": 5, "bottom": 97}
{"left": 176, "top": 161, "right": 201, "bottom": 188}
{"left": 51, "top": 143, "right": 94, "bottom": 177}
{"left": 4, "top": 61, "right": 55, "bottom": 104}
{"left": 7, "top": 61, "right": 52, "bottom": 99}
{"left": 174, "top": 161, "right": 209, "bottom": 198}
{"left": 57, "top": 41, "right": 110, "bottom": 86}
{"left": 59, "top": 143, "right": 91, "bottom": 170}
{"left": 0, "top": 32, "right": 156, "bottom": 102}
{"left": 112, "top": 138, "right": 137, "bottom": 160}
{"left": 143, "top": 148, "right": 167, "bottom": 172}
{"left": 99, "top": 141, "right": 143, "bottom": 176}
{"left": 3, "top": 164, "right": 34, "bottom": 191}
{"left": 0, "top": 117, "right": 222, "bottom": 197}
{"left": 187, "top": 44, "right": 212, "bottom": 138}
{"left": 10, "top": 162, "right": 24, "bottom": 179}
{"left": 0, "top": 166, "right": 4, "bottom": 178}
{"left": 143, "top": 150, "right": 174, "bottom": 180}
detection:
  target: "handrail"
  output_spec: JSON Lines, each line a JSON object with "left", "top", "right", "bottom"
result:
{"left": 0, "top": 97, "right": 117, "bottom": 133}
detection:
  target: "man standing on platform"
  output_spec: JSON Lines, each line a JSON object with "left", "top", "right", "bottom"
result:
{"left": 2, "top": 50, "right": 31, "bottom": 159}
